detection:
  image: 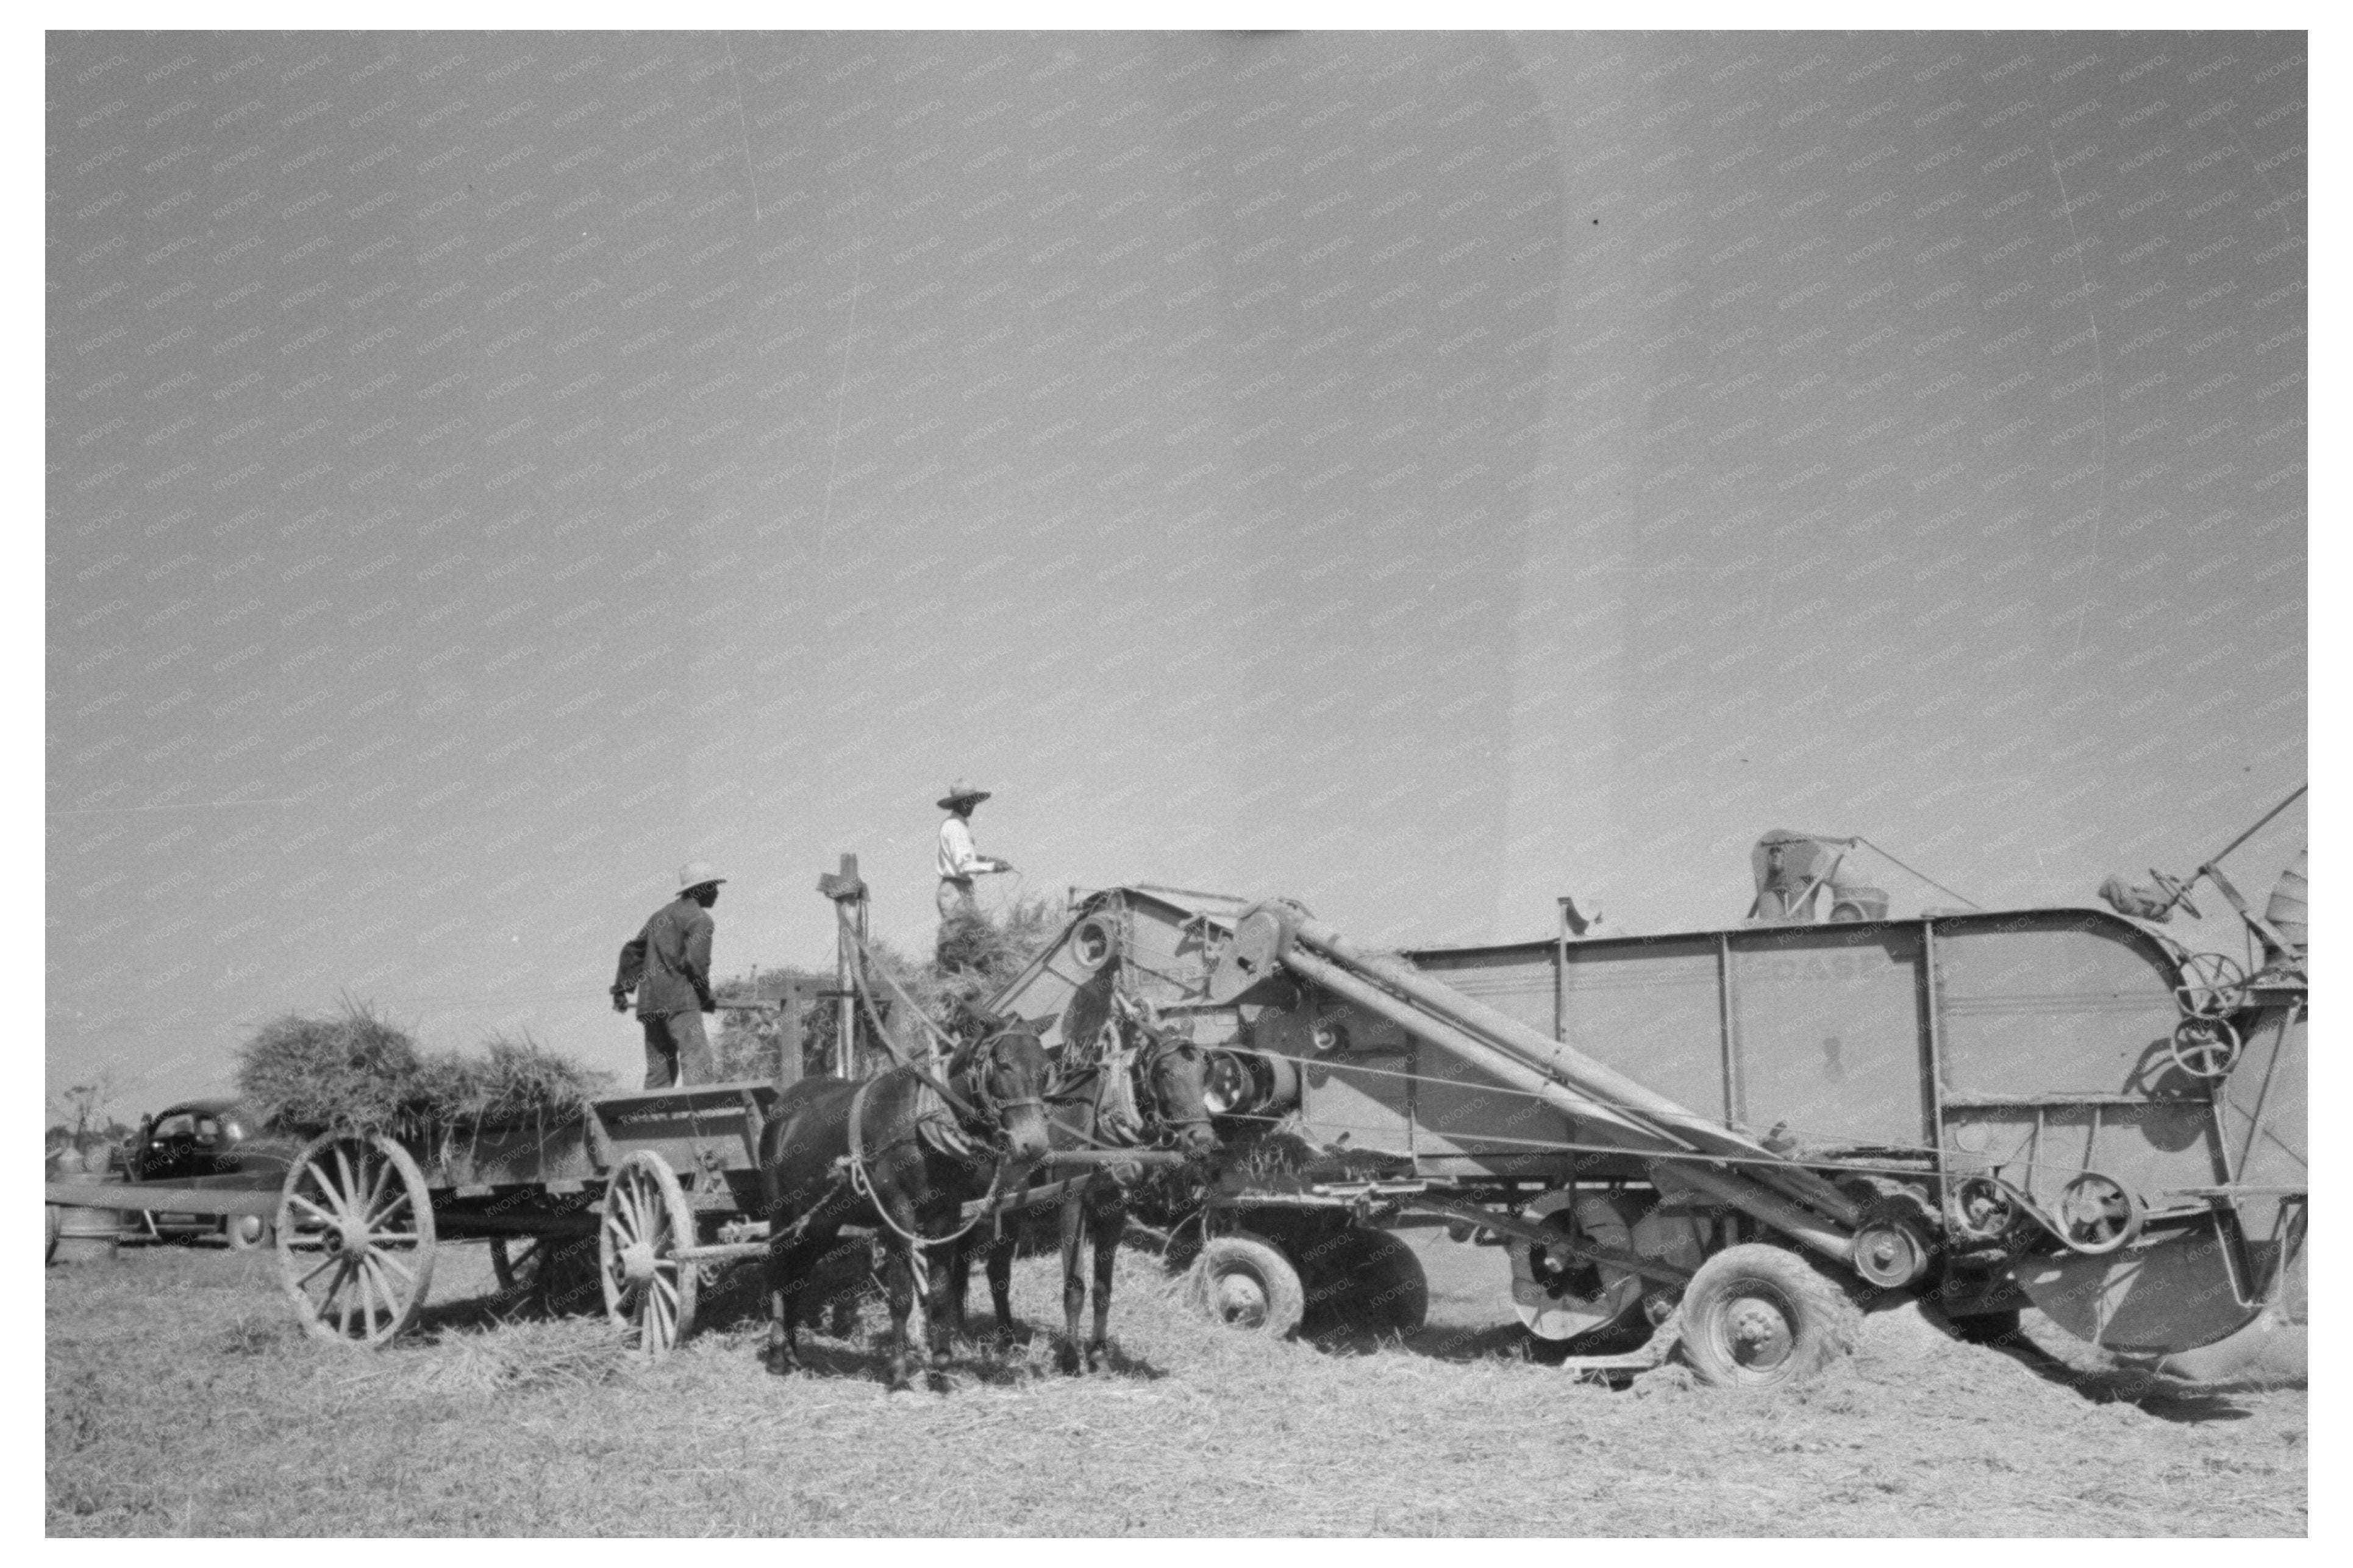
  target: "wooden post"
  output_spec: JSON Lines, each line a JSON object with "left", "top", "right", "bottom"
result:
{"left": 817, "top": 854, "right": 869, "bottom": 1078}
{"left": 772, "top": 975, "right": 821, "bottom": 1092}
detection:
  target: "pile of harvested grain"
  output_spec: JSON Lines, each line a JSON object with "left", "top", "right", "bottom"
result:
{"left": 233, "top": 1002, "right": 610, "bottom": 1136}
{"left": 234, "top": 1001, "right": 426, "bottom": 1134}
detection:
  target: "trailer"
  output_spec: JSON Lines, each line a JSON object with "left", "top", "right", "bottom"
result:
{"left": 980, "top": 842, "right": 2308, "bottom": 1388}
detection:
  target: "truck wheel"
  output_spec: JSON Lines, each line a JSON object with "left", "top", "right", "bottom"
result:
{"left": 1187, "top": 1232, "right": 1304, "bottom": 1336}
{"left": 224, "top": 1214, "right": 274, "bottom": 1253}
{"left": 1678, "top": 1243, "right": 1857, "bottom": 1390}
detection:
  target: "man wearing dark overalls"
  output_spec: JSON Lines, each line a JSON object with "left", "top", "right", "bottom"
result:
{"left": 612, "top": 859, "right": 724, "bottom": 1089}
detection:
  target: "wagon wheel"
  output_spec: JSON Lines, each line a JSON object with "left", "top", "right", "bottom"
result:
{"left": 273, "top": 1131, "right": 437, "bottom": 1345}
{"left": 599, "top": 1151, "right": 699, "bottom": 1358}
{"left": 45, "top": 1204, "right": 60, "bottom": 1264}
{"left": 2169, "top": 1016, "right": 2243, "bottom": 1081}
{"left": 491, "top": 1233, "right": 604, "bottom": 1317}
{"left": 2174, "top": 950, "right": 2246, "bottom": 1019}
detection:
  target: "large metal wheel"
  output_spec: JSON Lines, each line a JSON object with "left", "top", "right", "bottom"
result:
{"left": 1187, "top": 1231, "right": 1304, "bottom": 1336}
{"left": 491, "top": 1233, "right": 603, "bottom": 1317}
{"left": 1677, "top": 1243, "right": 1858, "bottom": 1390}
{"left": 274, "top": 1131, "right": 437, "bottom": 1345}
{"left": 599, "top": 1150, "right": 699, "bottom": 1358}
{"left": 1508, "top": 1189, "right": 1645, "bottom": 1343}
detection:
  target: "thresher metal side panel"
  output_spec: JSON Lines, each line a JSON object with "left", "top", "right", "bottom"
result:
{"left": 1724, "top": 925, "right": 1932, "bottom": 1150}
{"left": 2212, "top": 1002, "right": 2308, "bottom": 1289}
{"left": 1555, "top": 937, "right": 1729, "bottom": 1127}
{"left": 1115, "top": 891, "right": 1226, "bottom": 1011}
{"left": 1253, "top": 988, "right": 1416, "bottom": 1157}
{"left": 1940, "top": 1101, "right": 2223, "bottom": 1211}
{"left": 1929, "top": 912, "right": 2183, "bottom": 1096}
{"left": 1402, "top": 944, "right": 1598, "bottom": 1166}
{"left": 1929, "top": 911, "right": 2235, "bottom": 1206}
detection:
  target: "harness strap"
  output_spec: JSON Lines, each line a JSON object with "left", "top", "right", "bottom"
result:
{"left": 843, "top": 1072, "right": 1007, "bottom": 1250}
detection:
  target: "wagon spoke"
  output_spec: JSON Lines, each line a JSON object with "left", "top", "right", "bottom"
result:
{"left": 288, "top": 1194, "right": 339, "bottom": 1230}
{"left": 367, "top": 1188, "right": 413, "bottom": 1228}
{"left": 370, "top": 1247, "right": 416, "bottom": 1284}
{"left": 297, "top": 1252, "right": 343, "bottom": 1289}
{"left": 304, "top": 1162, "right": 348, "bottom": 1217}
{"left": 354, "top": 1258, "right": 382, "bottom": 1336}
{"left": 362, "top": 1153, "right": 392, "bottom": 1218}
{"left": 334, "top": 1146, "right": 359, "bottom": 1206}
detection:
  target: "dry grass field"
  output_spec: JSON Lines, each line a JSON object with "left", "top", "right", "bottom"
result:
{"left": 48, "top": 1227, "right": 2305, "bottom": 1536}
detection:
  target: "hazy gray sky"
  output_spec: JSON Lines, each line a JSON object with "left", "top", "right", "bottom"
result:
{"left": 47, "top": 29, "right": 2305, "bottom": 1108}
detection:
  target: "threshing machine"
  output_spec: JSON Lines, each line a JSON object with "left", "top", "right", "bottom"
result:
{"left": 981, "top": 816, "right": 2307, "bottom": 1389}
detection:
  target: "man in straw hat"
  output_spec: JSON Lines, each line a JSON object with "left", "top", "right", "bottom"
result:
{"left": 935, "top": 780, "right": 1014, "bottom": 929}
{"left": 612, "top": 859, "right": 725, "bottom": 1088}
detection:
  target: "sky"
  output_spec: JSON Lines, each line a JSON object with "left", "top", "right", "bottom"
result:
{"left": 45, "top": 28, "right": 2307, "bottom": 1111}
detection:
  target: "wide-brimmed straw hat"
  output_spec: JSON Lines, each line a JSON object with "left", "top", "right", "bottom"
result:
{"left": 677, "top": 858, "right": 728, "bottom": 893}
{"left": 937, "top": 780, "right": 993, "bottom": 810}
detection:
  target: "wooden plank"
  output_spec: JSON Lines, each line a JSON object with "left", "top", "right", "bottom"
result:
{"left": 43, "top": 1181, "right": 278, "bottom": 1218}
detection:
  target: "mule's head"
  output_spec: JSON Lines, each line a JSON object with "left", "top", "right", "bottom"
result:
{"left": 1140, "top": 1031, "right": 1221, "bottom": 1156}
{"left": 965, "top": 1028, "right": 1052, "bottom": 1162}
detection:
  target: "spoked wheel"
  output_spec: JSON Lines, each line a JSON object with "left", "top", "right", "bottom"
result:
{"left": 599, "top": 1151, "right": 699, "bottom": 1359}
{"left": 274, "top": 1131, "right": 437, "bottom": 1345}
{"left": 491, "top": 1233, "right": 603, "bottom": 1317}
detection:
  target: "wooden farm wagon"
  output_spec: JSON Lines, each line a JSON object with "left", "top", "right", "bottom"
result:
{"left": 45, "top": 1073, "right": 796, "bottom": 1358}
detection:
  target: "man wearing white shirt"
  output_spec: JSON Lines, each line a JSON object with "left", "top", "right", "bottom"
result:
{"left": 935, "top": 779, "right": 1013, "bottom": 927}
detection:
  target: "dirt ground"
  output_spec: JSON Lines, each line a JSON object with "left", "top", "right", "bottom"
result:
{"left": 48, "top": 1227, "right": 2306, "bottom": 1536}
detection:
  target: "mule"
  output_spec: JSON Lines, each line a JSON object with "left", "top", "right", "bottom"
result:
{"left": 951, "top": 1012, "right": 1219, "bottom": 1372}
{"left": 759, "top": 1028, "right": 1051, "bottom": 1390}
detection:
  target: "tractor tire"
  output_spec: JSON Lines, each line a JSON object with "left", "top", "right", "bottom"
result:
{"left": 1304, "top": 1227, "right": 1429, "bottom": 1333}
{"left": 1187, "top": 1231, "right": 1305, "bottom": 1338}
{"left": 1677, "top": 1243, "right": 1858, "bottom": 1391}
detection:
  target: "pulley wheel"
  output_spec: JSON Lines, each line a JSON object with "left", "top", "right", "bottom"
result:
{"left": 2054, "top": 1172, "right": 2144, "bottom": 1256}
{"left": 2169, "top": 1016, "right": 2242, "bottom": 1080}
{"left": 2174, "top": 950, "right": 2246, "bottom": 1019}
{"left": 1068, "top": 914, "right": 1119, "bottom": 974}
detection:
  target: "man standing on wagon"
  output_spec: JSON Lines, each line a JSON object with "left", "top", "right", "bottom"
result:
{"left": 935, "top": 779, "right": 1014, "bottom": 932}
{"left": 612, "top": 859, "right": 725, "bottom": 1089}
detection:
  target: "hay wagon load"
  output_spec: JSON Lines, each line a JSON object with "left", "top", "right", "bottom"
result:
{"left": 41, "top": 1014, "right": 807, "bottom": 1358}
{"left": 980, "top": 827, "right": 2307, "bottom": 1389}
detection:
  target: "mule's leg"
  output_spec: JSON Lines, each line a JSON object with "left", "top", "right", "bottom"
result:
{"left": 985, "top": 1230, "right": 1018, "bottom": 1347}
{"left": 880, "top": 1233, "right": 917, "bottom": 1392}
{"left": 945, "top": 1237, "right": 972, "bottom": 1340}
{"left": 1059, "top": 1195, "right": 1088, "bottom": 1374}
{"left": 924, "top": 1242, "right": 957, "bottom": 1385}
{"left": 771, "top": 1232, "right": 824, "bottom": 1376}
{"left": 1087, "top": 1196, "right": 1122, "bottom": 1372}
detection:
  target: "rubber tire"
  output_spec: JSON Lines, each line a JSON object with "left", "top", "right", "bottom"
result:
{"left": 1944, "top": 1306, "right": 2023, "bottom": 1347}
{"left": 1304, "top": 1227, "right": 1429, "bottom": 1333}
{"left": 1678, "top": 1243, "right": 1858, "bottom": 1390}
{"left": 224, "top": 1214, "right": 274, "bottom": 1253}
{"left": 1187, "top": 1232, "right": 1305, "bottom": 1337}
